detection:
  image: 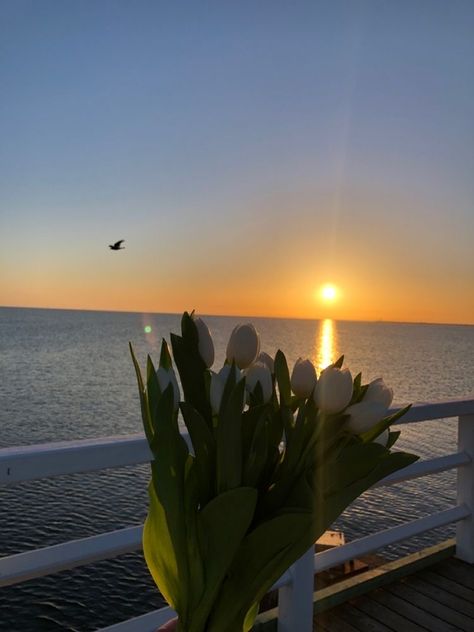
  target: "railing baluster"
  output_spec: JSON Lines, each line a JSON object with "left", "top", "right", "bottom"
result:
{"left": 277, "top": 547, "right": 314, "bottom": 632}
{"left": 456, "top": 413, "right": 474, "bottom": 563}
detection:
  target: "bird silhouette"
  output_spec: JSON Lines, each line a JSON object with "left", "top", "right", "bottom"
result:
{"left": 109, "top": 240, "right": 125, "bottom": 250}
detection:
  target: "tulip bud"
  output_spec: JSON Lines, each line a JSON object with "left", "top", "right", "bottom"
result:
{"left": 226, "top": 323, "right": 260, "bottom": 369}
{"left": 210, "top": 364, "right": 243, "bottom": 415}
{"left": 257, "top": 351, "right": 275, "bottom": 373}
{"left": 245, "top": 362, "right": 273, "bottom": 403}
{"left": 156, "top": 366, "right": 180, "bottom": 411}
{"left": 313, "top": 366, "right": 353, "bottom": 414}
{"left": 373, "top": 428, "right": 390, "bottom": 447}
{"left": 345, "top": 400, "right": 388, "bottom": 434}
{"left": 364, "top": 377, "right": 393, "bottom": 409}
{"left": 291, "top": 358, "right": 317, "bottom": 398}
{"left": 192, "top": 316, "right": 215, "bottom": 368}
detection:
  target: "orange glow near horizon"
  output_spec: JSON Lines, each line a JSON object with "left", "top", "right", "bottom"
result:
{"left": 1, "top": 251, "right": 474, "bottom": 325}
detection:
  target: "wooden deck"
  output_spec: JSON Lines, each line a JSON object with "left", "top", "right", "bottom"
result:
{"left": 316, "top": 557, "right": 474, "bottom": 631}
{"left": 254, "top": 540, "right": 474, "bottom": 632}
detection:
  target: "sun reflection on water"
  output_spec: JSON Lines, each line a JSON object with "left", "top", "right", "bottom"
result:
{"left": 315, "top": 318, "right": 338, "bottom": 373}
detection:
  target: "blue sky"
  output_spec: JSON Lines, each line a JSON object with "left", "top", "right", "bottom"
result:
{"left": 1, "top": 1, "right": 473, "bottom": 322}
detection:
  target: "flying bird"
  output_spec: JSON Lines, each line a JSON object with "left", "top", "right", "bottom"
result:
{"left": 109, "top": 240, "right": 125, "bottom": 250}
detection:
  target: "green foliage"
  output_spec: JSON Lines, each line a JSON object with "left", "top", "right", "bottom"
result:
{"left": 130, "top": 313, "right": 418, "bottom": 632}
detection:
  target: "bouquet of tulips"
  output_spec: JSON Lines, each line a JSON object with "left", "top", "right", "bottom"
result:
{"left": 130, "top": 312, "right": 418, "bottom": 632}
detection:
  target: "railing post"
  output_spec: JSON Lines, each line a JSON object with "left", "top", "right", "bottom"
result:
{"left": 277, "top": 547, "right": 314, "bottom": 632}
{"left": 456, "top": 414, "right": 474, "bottom": 563}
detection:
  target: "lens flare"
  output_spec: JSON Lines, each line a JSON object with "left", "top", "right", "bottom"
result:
{"left": 144, "top": 325, "right": 152, "bottom": 334}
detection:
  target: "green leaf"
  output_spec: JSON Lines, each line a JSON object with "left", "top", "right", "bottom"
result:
{"left": 322, "top": 450, "right": 419, "bottom": 527}
{"left": 159, "top": 338, "right": 173, "bottom": 370}
{"left": 216, "top": 378, "right": 246, "bottom": 493}
{"left": 181, "top": 310, "right": 199, "bottom": 347}
{"left": 180, "top": 401, "right": 215, "bottom": 505}
{"left": 332, "top": 354, "right": 344, "bottom": 369}
{"left": 144, "top": 385, "right": 190, "bottom": 623}
{"left": 242, "top": 414, "right": 269, "bottom": 488}
{"left": 360, "top": 405, "right": 411, "bottom": 443}
{"left": 191, "top": 487, "right": 258, "bottom": 632}
{"left": 274, "top": 350, "right": 291, "bottom": 406}
{"left": 321, "top": 442, "right": 387, "bottom": 495}
{"left": 243, "top": 601, "right": 260, "bottom": 632}
{"left": 241, "top": 404, "right": 267, "bottom": 457}
{"left": 386, "top": 430, "right": 401, "bottom": 450}
{"left": 350, "top": 372, "right": 362, "bottom": 404}
{"left": 183, "top": 457, "right": 205, "bottom": 620}
{"left": 129, "top": 343, "right": 153, "bottom": 445}
{"left": 206, "top": 511, "right": 318, "bottom": 632}
{"left": 248, "top": 380, "right": 264, "bottom": 407}
{"left": 146, "top": 355, "right": 163, "bottom": 444}
{"left": 218, "top": 362, "right": 241, "bottom": 417}
{"left": 171, "top": 332, "right": 212, "bottom": 427}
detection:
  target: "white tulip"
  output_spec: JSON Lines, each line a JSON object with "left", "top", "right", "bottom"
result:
{"left": 345, "top": 401, "right": 388, "bottom": 434}
{"left": 193, "top": 316, "right": 215, "bottom": 368}
{"left": 364, "top": 377, "right": 393, "bottom": 409}
{"left": 257, "top": 351, "right": 275, "bottom": 373}
{"left": 156, "top": 366, "right": 180, "bottom": 411}
{"left": 291, "top": 358, "right": 317, "bottom": 398}
{"left": 313, "top": 367, "right": 353, "bottom": 414}
{"left": 226, "top": 323, "right": 260, "bottom": 369}
{"left": 373, "top": 428, "right": 390, "bottom": 447}
{"left": 210, "top": 364, "right": 243, "bottom": 415}
{"left": 245, "top": 362, "right": 273, "bottom": 403}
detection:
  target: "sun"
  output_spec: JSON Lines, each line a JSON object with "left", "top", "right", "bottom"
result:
{"left": 320, "top": 284, "right": 338, "bottom": 302}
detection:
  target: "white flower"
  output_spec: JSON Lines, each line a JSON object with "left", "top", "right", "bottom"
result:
{"left": 313, "top": 366, "right": 353, "bottom": 414}
{"left": 291, "top": 358, "right": 317, "bottom": 398}
{"left": 245, "top": 362, "right": 273, "bottom": 403}
{"left": 210, "top": 364, "right": 243, "bottom": 415}
{"left": 257, "top": 351, "right": 275, "bottom": 373}
{"left": 226, "top": 323, "right": 260, "bottom": 369}
{"left": 364, "top": 377, "right": 393, "bottom": 409}
{"left": 373, "top": 428, "right": 390, "bottom": 447}
{"left": 193, "top": 316, "right": 215, "bottom": 368}
{"left": 345, "top": 401, "right": 388, "bottom": 434}
{"left": 156, "top": 366, "right": 180, "bottom": 411}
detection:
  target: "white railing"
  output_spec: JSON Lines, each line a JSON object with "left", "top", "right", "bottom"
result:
{"left": 1, "top": 398, "right": 473, "bottom": 632}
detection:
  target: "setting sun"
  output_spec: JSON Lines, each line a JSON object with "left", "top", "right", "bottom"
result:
{"left": 320, "top": 284, "right": 338, "bottom": 302}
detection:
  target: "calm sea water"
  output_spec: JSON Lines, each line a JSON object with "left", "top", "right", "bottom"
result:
{"left": 1, "top": 307, "right": 473, "bottom": 631}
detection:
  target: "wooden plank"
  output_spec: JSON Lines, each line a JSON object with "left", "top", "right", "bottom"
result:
{"left": 403, "top": 574, "right": 474, "bottom": 618}
{"left": 386, "top": 580, "right": 474, "bottom": 632}
{"left": 314, "top": 539, "right": 455, "bottom": 614}
{"left": 350, "top": 594, "right": 427, "bottom": 632}
{"left": 418, "top": 567, "right": 474, "bottom": 602}
{"left": 330, "top": 603, "right": 393, "bottom": 632}
{"left": 430, "top": 557, "right": 474, "bottom": 589}
{"left": 369, "top": 588, "right": 459, "bottom": 632}
{"left": 316, "top": 610, "right": 360, "bottom": 632}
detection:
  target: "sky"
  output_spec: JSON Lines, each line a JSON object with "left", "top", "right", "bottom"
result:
{"left": 1, "top": 0, "right": 473, "bottom": 324}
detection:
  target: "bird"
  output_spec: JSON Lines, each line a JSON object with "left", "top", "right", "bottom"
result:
{"left": 109, "top": 240, "right": 125, "bottom": 250}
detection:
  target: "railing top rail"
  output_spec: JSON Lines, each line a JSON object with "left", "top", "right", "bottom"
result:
{"left": 1, "top": 398, "right": 473, "bottom": 486}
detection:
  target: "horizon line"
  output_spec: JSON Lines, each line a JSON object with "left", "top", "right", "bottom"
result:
{"left": 1, "top": 303, "right": 473, "bottom": 328}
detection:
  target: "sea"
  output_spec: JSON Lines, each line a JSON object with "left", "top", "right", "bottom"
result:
{"left": 1, "top": 306, "right": 473, "bottom": 631}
